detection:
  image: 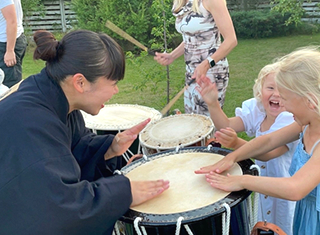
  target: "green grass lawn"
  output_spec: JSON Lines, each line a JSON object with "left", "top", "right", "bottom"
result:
{"left": 22, "top": 33, "right": 320, "bottom": 140}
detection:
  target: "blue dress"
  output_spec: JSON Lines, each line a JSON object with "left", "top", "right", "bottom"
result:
{"left": 289, "top": 126, "right": 320, "bottom": 235}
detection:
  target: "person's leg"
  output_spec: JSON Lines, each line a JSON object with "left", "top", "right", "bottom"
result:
{"left": 0, "top": 42, "right": 7, "bottom": 84}
{"left": 2, "top": 34, "right": 28, "bottom": 88}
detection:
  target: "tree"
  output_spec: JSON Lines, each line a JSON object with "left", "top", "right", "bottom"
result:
{"left": 22, "top": 0, "right": 44, "bottom": 17}
{"left": 271, "top": 0, "right": 308, "bottom": 25}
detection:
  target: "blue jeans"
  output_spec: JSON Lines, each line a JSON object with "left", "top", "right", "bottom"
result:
{"left": 0, "top": 33, "right": 28, "bottom": 88}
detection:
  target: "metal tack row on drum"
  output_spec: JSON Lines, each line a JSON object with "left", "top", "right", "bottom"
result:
{"left": 139, "top": 113, "right": 214, "bottom": 155}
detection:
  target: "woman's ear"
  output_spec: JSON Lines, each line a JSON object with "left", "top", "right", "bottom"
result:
{"left": 72, "top": 73, "right": 86, "bottom": 93}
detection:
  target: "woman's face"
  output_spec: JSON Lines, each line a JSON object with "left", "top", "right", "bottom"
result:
{"left": 82, "top": 76, "right": 119, "bottom": 115}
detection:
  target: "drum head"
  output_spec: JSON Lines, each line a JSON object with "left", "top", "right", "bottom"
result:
{"left": 139, "top": 114, "right": 214, "bottom": 150}
{"left": 120, "top": 147, "right": 255, "bottom": 226}
{"left": 81, "top": 104, "right": 162, "bottom": 130}
{"left": 127, "top": 152, "right": 241, "bottom": 214}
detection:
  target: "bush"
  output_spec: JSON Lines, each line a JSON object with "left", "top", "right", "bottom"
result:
{"left": 71, "top": 1, "right": 319, "bottom": 50}
{"left": 71, "top": 0, "right": 179, "bottom": 52}
{"left": 22, "top": 0, "right": 45, "bottom": 35}
{"left": 230, "top": 9, "right": 318, "bottom": 39}
{"left": 22, "top": 0, "right": 44, "bottom": 16}
{"left": 296, "top": 21, "right": 320, "bottom": 35}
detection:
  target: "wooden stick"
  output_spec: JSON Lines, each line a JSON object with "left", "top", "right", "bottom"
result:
{"left": 160, "top": 79, "right": 195, "bottom": 116}
{"left": 160, "top": 86, "right": 186, "bottom": 116}
{"left": 0, "top": 80, "right": 22, "bottom": 101}
{"left": 105, "top": 20, "right": 148, "bottom": 52}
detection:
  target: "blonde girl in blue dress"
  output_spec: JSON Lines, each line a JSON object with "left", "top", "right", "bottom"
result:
{"left": 196, "top": 46, "right": 320, "bottom": 235}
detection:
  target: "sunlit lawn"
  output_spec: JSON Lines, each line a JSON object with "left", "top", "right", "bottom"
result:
{"left": 22, "top": 33, "right": 320, "bottom": 139}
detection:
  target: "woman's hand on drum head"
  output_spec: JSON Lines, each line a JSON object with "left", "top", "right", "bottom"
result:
{"left": 130, "top": 180, "right": 170, "bottom": 207}
{"left": 104, "top": 118, "right": 151, "bottom": 160}
{"left": 205, "top": 172, "right": 244, "bottom": 192}
{"left": 194, "top": 157, "right": 235, "bottom": 174}
{"left": 196, "top": 75, "right": 219, "bottom": 107}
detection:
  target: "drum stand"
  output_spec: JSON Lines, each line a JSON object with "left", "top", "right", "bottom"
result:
{"left": 248, "top": 164, "right": 261, "bottom": 231}
{"left": 91, "top": 128, "right": 142, "bottom": 164}
{"left": 121, "top": 144, "right": 142, "bottom": 163}
{"left": 112, "top": 203, "right": 232, "bottom": 235}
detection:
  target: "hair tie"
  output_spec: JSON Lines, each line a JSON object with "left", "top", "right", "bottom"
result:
{"left": 56, "top": 41, "right": 61, "bottom": 51}
{"left": 56, "top": 41, "right": 63, "bottom": 60}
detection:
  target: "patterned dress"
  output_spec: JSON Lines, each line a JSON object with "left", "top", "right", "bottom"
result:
{"left": 289, "top": 126, "right": 320, "bottom": 235}
{"left": 173, "top": 0, "right": 229, "bottom": 115}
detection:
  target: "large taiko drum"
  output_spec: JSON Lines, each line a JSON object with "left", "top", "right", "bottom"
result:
{"left": 139, "top": 114, "right": 214, "bottom": 155}
{"left": 81, "top": 104, "right": 162, "bottom": 162}
{"left": 116, "top": 147, "right": 256, "bottom": 235}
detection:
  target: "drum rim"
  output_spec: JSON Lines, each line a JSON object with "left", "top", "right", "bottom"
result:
{"left": 119, "top": 146, "right": 255, "bottom": 226}
{"left": 80, "top": 103, "right": 162, "bottom": 130}
{"left": 139, "top": 114, "right": 215, "bottom": 150}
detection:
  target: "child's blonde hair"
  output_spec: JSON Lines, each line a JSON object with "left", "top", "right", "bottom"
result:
{"left": 276, "top": 46, "right": 320, "bottom": 116}
{"left": 173, "top": 0, "right": 200, "bottom": 14}
{"left": 253, "top": 62, "right": 279, "bottom": 103}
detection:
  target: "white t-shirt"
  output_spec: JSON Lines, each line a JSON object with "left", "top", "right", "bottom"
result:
{"left": 0, "top": 0, "right": 24, "bottom": 42}
{"left": 235, "top": 98, "right": 297, "bottom": 235}
{"left": 235, "top": 98, "right": 297, "bottom": 177}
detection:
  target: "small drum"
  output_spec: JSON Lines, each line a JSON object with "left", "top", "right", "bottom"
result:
{"left": 81, "top": 104, "right": 162, "bottom": 162}
{"left": 139, "top": 114, "right": 214, "bottom": 155}
{"left": 116, "top": 147, "right": 257, "bottom": 235}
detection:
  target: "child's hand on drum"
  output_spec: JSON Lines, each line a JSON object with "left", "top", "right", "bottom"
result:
{"left": 196, "top": 75, "right": 219, "bottom": 107}
{"left": 130, "top": 180, "right": 170, "bottom": 207}
{"left": 215, "top": 127, "right": 239, "bottom": 149}
{"left": 205, "top": 172, "right": 245, "bottom": 192}
{"left": 194, "top": 156, "right": 235, "bottom": 174}
{"left": 104, "top": 118, "right": 151, "bottom": 160}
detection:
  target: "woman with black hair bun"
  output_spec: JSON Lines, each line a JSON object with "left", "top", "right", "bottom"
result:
{"left": 0, "top": 29, "right": 169, "bottom": 235}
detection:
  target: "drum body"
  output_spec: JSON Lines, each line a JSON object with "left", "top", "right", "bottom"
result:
{"left": 81, "top": 104, "right": 162, "bottom": 164}
{"left": 139, "top": 114, "right": 214, "bottom": 155}
{"left": 118, "top": 147, "right": 256, "bottom": 235}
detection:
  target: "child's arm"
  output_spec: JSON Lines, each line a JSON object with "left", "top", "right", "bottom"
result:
{"left": 206, "top": 147, "right": 320, "bottom": 201}
{"left": 215, "top": 127, "right": 290, "bottom": 161}
{"left": 197, "top": 76, "right": 245, "bottom": 132}
{"left": 214, "top": 127, "right": 247, "bottom": 149}
{"left": 196, "top": 122, "right": 301, "bottom": 174}
{"left": 225, "top": 122, "right": 300, "bottom": 163}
